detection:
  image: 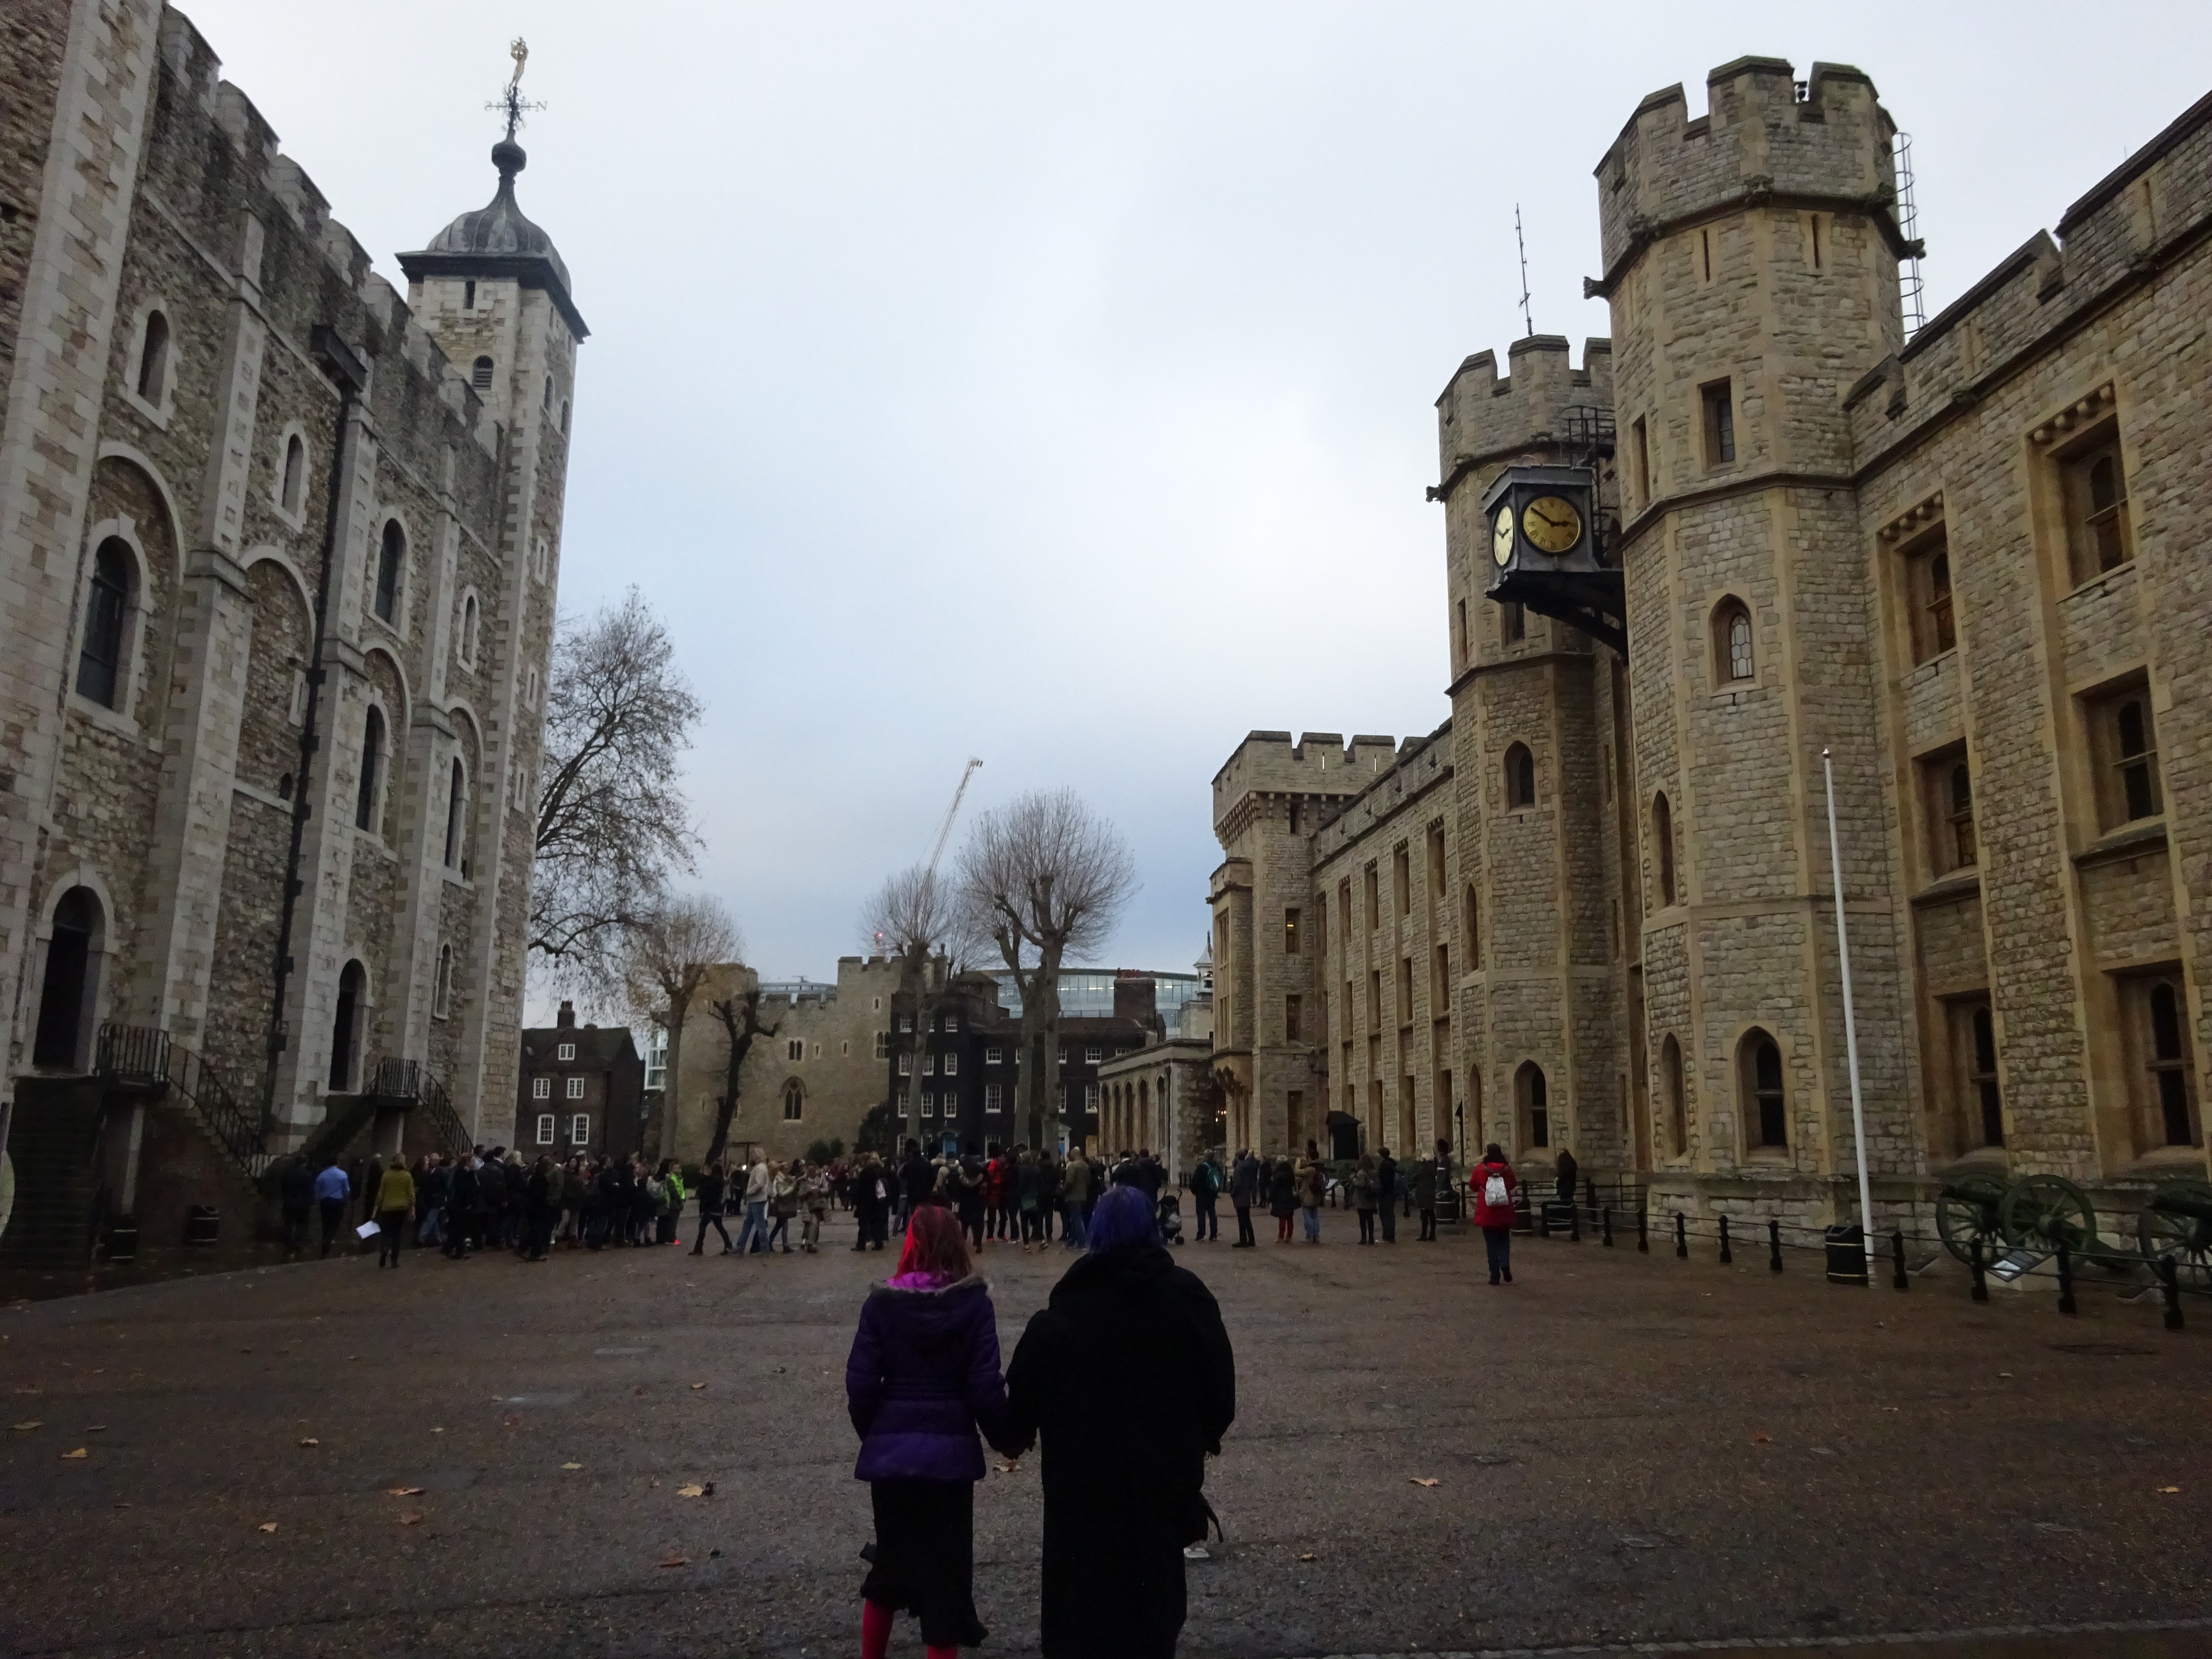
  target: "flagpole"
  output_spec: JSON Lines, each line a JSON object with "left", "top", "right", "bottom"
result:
{"left": 1822, "top": 749, "right": 1876, "bottom": 1282}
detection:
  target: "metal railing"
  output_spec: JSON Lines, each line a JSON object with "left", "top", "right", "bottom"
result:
{"left": 364, "top": 1055, "right": 472, "bottom": 1156}
{"left": 97, "top": 1023, "right": 271, "bottom": 1179}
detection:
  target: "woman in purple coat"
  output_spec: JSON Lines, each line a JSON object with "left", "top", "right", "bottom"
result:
{"left": 846, "top": 1203, "right": 1015, "bottom": 1659}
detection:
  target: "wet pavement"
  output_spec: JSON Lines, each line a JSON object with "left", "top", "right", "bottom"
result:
{"left": 0, "top": 1204, "right": 2206, "bottom": 1657}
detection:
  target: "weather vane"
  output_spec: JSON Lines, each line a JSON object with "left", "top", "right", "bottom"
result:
{"left": 487, "top": 37, "right": 546, "bottom": 142}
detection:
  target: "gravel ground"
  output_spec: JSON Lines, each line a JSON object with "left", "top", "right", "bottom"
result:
{"left": 0, "top": 1203, "right": 2206, "bottom": 1658}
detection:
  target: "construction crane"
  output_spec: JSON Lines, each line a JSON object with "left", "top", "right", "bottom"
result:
{"left": 924, "top": 757, "right": 984, "bottom": 884}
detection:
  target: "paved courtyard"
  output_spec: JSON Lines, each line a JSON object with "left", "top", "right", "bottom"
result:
{"left": 0, "top": 1204, "right": 2207, "bottom": 1659}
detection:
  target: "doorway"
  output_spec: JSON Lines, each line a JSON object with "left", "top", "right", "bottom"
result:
{"left": 32, "top": 887, "right": 100, "bottom": 1070}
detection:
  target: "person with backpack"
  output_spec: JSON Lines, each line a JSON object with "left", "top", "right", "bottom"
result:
{"left": 1472, "top": 1143, "right": 1518, "bottom": 1285}
{"left": 1294, "top": 1148, "right": 1327, "bottom": 1244}
{"left": 1227, "top": 1148, "right": 1260, "bottom": 1248}
{"left": 1188, "top": 1151, "right": 1220, "bottom": 1242}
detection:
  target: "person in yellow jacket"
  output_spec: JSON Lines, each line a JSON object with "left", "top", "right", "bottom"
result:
{"left": 374, "top": 1157, "right": 416, "bottom": 1268}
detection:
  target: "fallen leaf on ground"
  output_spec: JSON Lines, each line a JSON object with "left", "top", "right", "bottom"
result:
{"left": 677, "top": 1483, "right": 706, "bottom": 1497}
{"left": 1296, "top": 1552, "right": 1317, "bottom": 1562}
{"left": 12, "top": 1421, "right": 39, "bottom": 1431}
{"left": 1619, "top": 1535, "right": 1660, "bottom": 1549}
{"left": 387, "top": 1486, "right": 424, "bottom": 1497}
{"left": 1752, "top": 1431, "right": 1772, "bottom": 1444}
{"left": 431, "top": 1427, "right": 444, "bottom": 1434}
{"left": 561, "top": 1462, "right": 582, "bottom": 1470}
{"left": 691, "top": 1382, "right": 707, "bottom": 1390}
{"left": 1409, "top": 1477, "right": 1440, "bottom": 1488}
{"left": 297, "top": 1437, "right": 319, "bottom": 1448}
{"left": 1999, "top": 1371, "right": 2014, "bottom": 1379}
{"left": 398, "top": 1511, "right": 424, "bottom": 1526}
{"left": 61, "top": 1448, "right": 87, "bottom": 1459}
{"left": 257, "top": 1522, "right": 278, "bottom": 1533}
{"left": 658, "top": 1555, "right": 691, "bottom": 1569}
{"left": 85, "top": 1425, "right": 106, "bottom": 1433}
{"left": 2159, "top": 1486, "right": 2181, "bottom": 1494}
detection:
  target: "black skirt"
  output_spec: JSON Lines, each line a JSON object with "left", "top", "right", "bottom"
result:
{"left": 862, "top": 1479, "right": 986, "bottom": 1648}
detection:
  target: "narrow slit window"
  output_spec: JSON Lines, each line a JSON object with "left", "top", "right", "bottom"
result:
{"left": 137, "top": 310, "right": 169, "bottom": 402}
{"left": 1947, "top": 763, "right": 1977, "bottom": 868}
{"left": 281, "top": 434, "right": 306, "bottom": 515}
{"left": 2148, "top": 981, "right": 2196, "bottom": 1148}
{"left": 1970, "top": 1005, "right": 2002, "bottom": 1148}
{"left": 1702, "top": 380, "right": 1736, "bottom": 467}
{"left": 373, "top": 520, "right": 404, "bottom": 623}
{"left": 2117, "top": 699, "right": 2162, "bottom": 821}
{"left": 355, "top": 706, "right": 384, "bottom": 832}
{"left": 75, "top": 539, "right": 132, "bottom": 708}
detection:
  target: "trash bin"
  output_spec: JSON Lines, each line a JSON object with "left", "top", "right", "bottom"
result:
{"left": 1825, "top": 1221, "right": 1868, "bottom": 1283}
{"left": 186, "top": 1204, "right": 220, "bottom": 1247}
{"left": 104, "top": 1216, "right": 138, "bottom": 1263}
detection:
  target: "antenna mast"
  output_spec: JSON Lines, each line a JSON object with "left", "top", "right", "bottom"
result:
{"left": 1515, "top": 203, "right": 1536, "bottom": 337}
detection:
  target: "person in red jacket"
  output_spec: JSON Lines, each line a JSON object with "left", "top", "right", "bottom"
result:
{"left": 1471, "top": 1143, "right": 1518, "bottom": 1286}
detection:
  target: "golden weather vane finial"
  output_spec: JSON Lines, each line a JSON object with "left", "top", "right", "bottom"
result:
{"left": 488, "top": 37, "right": 545, "bottom": 144}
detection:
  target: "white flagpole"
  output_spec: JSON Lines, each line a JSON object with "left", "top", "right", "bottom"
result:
{"left": 1822, "top": 749, "right": 1876, "bottom": 1282}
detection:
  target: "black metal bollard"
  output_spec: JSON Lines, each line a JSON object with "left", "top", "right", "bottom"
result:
{"left": 1602, "top": 1206, "right": 1614, "bottom": 1248}
{"left": 1539, "top": 1201, "right": 1551, "bottom": 1240}
{"left": 1891, "top": 1228, "right": 1909, "bottom": 1292}
{"left": 1969, "top": 1236, "right": 1989, "bottom": 1303}
{"left": 1637, "top": 1207, "right": 1649, "bottom": 1254}
{"left": 1768, "top": 1218, "right": 1783, "bottom": 1273}
{"left": 2161, "top": 1255, "right": 2185, "bottom": 1332}
{"left": 2056, "top": 1242, "right": 2077, "bottom": 1316}
{"left": 1719, "top": 1214, "right": 1734, "bottom": 1264}
{"left": 1569, "top": 1202, "right": 1582, "bottom": 1243}
{"left": 1674, "top": 1211, "right": 1688, "bottom": 1259}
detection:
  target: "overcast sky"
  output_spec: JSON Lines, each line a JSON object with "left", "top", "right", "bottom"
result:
{"left": 184, "top": 1, "right": 2212, "bottom": 988}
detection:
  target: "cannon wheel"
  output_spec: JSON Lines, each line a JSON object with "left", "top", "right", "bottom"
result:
{"left": 1936, "top": 1176, "right": 2007, "bottom": 1265}
{"left": 2137, "top": 1179, "right": 2212, "bottom": 1290}
{"left": 2001, "top": 1173, "right": 2099, "bottom": 1254}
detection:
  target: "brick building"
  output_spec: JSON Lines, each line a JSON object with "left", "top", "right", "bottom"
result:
{"left": 0, "top": 2, "right": 580, "bottom": 1269}
{"left": 1212, "top": 60, "right": 2210, "bottom": 1233}
{"left": 515, "top": 1002, "right": 644, "bottom": 1162}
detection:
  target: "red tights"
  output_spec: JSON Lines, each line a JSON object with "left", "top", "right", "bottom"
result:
{"left": 1277, "top": 1213, "right": 1293, "bottom": 1241}
{"left": 863, "top": 1598, "right": 956, "bottom": 1659}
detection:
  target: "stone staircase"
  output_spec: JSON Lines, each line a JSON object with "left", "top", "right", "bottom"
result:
{"left": 0, "top": 1075, "right": 107, "bottom": 1271}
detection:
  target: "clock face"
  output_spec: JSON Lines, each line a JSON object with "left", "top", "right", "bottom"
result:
{"left": 1491, "top": 506, "right": 1514, "bottom": 566}
{"left": 1521, "top": 495, "right": 1584, "bottom": 555}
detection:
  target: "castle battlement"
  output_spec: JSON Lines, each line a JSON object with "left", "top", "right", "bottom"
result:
{"left": 1594, "top": 58, "right": 1901, "bottom": 290}
{"left": 1435, "top": 336, "right": 1613, "bottom": 477}
{"left": 1212, "top": 730, "right": 1401, "bottom": 829}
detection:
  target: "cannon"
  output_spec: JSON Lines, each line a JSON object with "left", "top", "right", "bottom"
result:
{"left": 1936, "top": 1172, "right": 2098, "bottom": 1264}
{"left": 2137, "top": 1177, "right": 2212, "bottom": 1291}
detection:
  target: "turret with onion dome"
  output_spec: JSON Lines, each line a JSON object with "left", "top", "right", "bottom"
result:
{"left": 398, "top": 134, "right": 587, "bottom": 341}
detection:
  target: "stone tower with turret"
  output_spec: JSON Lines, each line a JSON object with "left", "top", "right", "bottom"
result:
{"left": 1592, "top": 58, "right": 1921, "bottom": 1218}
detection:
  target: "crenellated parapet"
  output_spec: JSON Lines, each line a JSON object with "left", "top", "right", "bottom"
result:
{"left": 1434, "top": 336, "right": 1612, "bottom": 495}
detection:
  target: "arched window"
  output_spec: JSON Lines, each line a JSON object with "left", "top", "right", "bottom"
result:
{"left": 1662, "top": 1034, "right": 1687, "bottom": 1157}
{"left": 1947, "top": 763, "right": 1977, "bottom": 868}
{"left": 783, "top": 1081, "right": 804, "bottom": 1121}
{"left": 75, "top": 538, "right": 133, "bottom": 708}
{"left": 459, "top": 592, "right": 479, "bottom": 666}
{"left": 137, "top": 309, "right": 169, "bottom": 401}
{"left": 32, "top": 887, "right": 101, "bottom": 1070}
{"left": 560, "top": 398, "right": 570, "bottom": 432}
{"left": 1715, "top": 599, "right": 1754, "bottom": 682}
{"left": 472, "top": 356, "right": 494, "bottom": 392}
{"left": 1516, "top": 1061, "right": 1549, "bottom": 1149}
{"left": 281, "top": 433, "right": 306, "bottom": 515}
{"left": 329, "top": 959, "right": 366, "bottom": 1090}
{"left": 373, "top": 520, "right": 404, "bottom": 623}
{"left": 1740, "top": 1029, "right": 1787, "bottom": 1149}
{"left": 1504, "top": 742, "right": 1536, "bottom": 810}
{"left": 433, "top": 943, "right": 454, "bottom": 1019}
{"left": 355, "top": 705, "right": 384, "bottom": 832}
{"left": 444, "top": 758, "right": 467, "bottom": 868}
{"left": 1653, "top": 792, "right": 1677, "bottom": 906}
{"left": 542, "top": 373, "right": 553, "bottom": 411}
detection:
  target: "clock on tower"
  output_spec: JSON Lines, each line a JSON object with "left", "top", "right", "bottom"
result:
{"left": 1480, "top": 464, "right": 1623, "bottom": 654}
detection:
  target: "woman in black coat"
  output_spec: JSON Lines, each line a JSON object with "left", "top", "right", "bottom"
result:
{"left": 1005, "top": 1184, "right": 1235, "bottom": 1659}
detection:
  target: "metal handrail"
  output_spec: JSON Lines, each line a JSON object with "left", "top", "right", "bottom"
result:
{"left": 363, "top": 1054, "right": 472, "bottom": 1156}
{"left": 97, "top": 1023, "right": 271, "bottom": 1178}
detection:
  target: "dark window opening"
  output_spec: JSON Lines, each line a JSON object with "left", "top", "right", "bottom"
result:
{"left": 1522, "top": 1063, "right": 1549, "bottom": 1149}
{"left": 373, "top": 520, "right": 404, "bottom": 623}
{"left": 2117, "top": 699, "right": 2161, "bottom": 821}
{"left": 444, "top": 758, "right": 466, "bottom": 867}
{"left": 1702, "top": 380, "right": 1736, "bottom": 466}
{"left": 1654, "top": 792, "right": 1677, "bottom": 906}
{"left": 1927, "top": 549, "right": 1955, "bottom": 654}
{"left": 281, "top": 434, "right": 306, "bottom": 514}
{"left": 356, "top": 705, "right": 384, "bottom": 832}
{"left": 75, "top": 538, "right": 131, "bottom": 707}
{"left": 137, "top": 309, "right": 169, "bottom": 401}
{"left": 463, "top": 279, "right": 476, "bottom": 310}
{"left": 1503, "top": 601, "right": 1526, "bottom": 644}
{"left": 1971, "top": 1004, "right": 2003, "bottom": 1148}
{"left": 1948, "top": 763, "right": 1977, "bottom": 869}
{"left": 1748, "top": 1033, "right": 1787, "bottom": 1148}
{"left": 2149, "top": 982, "right": 2195, "bottom": 1147}
{"left": 329, "top": 960, "right": 366, "bottom": 1091}
{"left": 472, "top": 356, "right": 494, "bottom": 392}
{"left": 1504, "top": 743, "right": 1536, "bottom": 810}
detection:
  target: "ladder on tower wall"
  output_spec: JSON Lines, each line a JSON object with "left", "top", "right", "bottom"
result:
{"left": 1893, "top": 132, "right": 1926, "bottom": 337}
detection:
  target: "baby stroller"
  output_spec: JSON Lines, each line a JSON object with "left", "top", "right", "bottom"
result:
{"left": 1157, "top": 1188, "right": 1184, "bottom": 1246}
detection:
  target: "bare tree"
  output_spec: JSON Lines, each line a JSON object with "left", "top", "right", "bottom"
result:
{"left": 956, "top": 788, "right": 1138, "bottom": 1149}
{"left": 530, "top": 588, "right": 703, "bottom": 999}
{"left": 861, "top": 865, "right": 979, "bottom": 1132}
{"left": 623, "top": 895, "right": 739, "bottom": 1160}
{"left": 704, "top": 987, "right": 780, "bottom": 1167}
